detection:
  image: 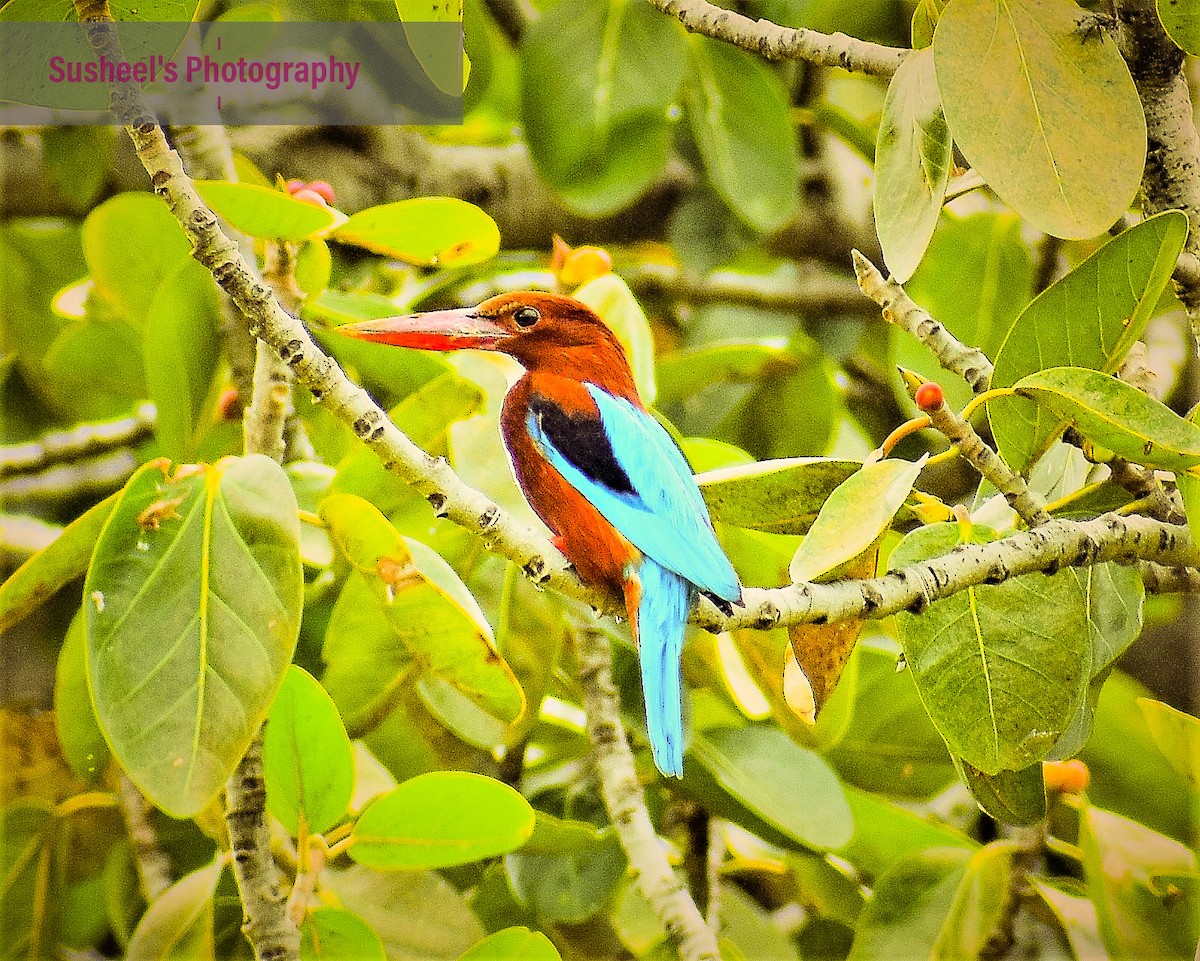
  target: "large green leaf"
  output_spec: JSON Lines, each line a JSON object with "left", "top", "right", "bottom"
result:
{"left": 0, "top": 490, "right": 117, "bottom": 634}
{"left": 263, "top": 665, "right": 354, "bottom": 836}
{"left": 686, "top": 726, "right": 854, "bottom": 851}
{"left": 846, "top": 847, "right": 972, "bottom": 961}
{"left": 891, "top": 523, "right": 1088, "bottom": 775}
{"left": 320, "top": 494, "right": 525, "bottom": 726}
{"left": 143, "top": 256, "right": 222, "bottom": 462}
{"left": 520, "top": 0, "right": 688, "bottom": 216}
{"left": 936, "top": 842, "right": 1018, "bottom": 956}
{"left": 933, "top": 0, "right": 1144, "bottom": 239}
{"left": 82, "top": 193, "right": 192, "bottom": 327}
{"left": 697, "top": 458, "right": 863, "bottom": 535}
{"left": 332, "top": 199, "right": 499, "bottom": 267}
{"left": 300, "top": 906, "right": 386, "bottom": 961}
{"left": 126, "top": 859, "right": 223, "bottom": 961}
{"left": 873, "top": 47, "right": 951, "bottom": 282}
{"left": 85, "top": 456, "right": 303, "bottom": 817}
{"left": 1137, "top": 698, "right": 1200, "bottom": 788}
{"left": 54, "top": 611, "right": 109, "bottom": 782}
{"left": 953, "top": 757, "right": 1046, "bottom": 825}
{"left": 505, "top": 831, "right": 627, "bottom": 923}
{"left": 789, "top": 457, "right": 923, "bottom": 582}
{"left": 988, "top": 208, "right": 1188, "bottom": 473}
{"left": 41, "top": 316, "right": 147, "bottom": 420}
{"left": 1014, "top": 366, "right": 1200, "bottom": 471}
{"left": 457, "top": 928, "right": 561, "bottom": 961}
{"left": 350, "top": 772, "right": 534, "bottom": 870}
{"left": 684, "top": 35, "right": 799, "bottom": 233}
{"left": 0, "top": 800, "right": 61, "bottom": 960}
{"left": 1079, "top": 804, "right": 1198, "bottom": 960}
{"left": 194, "top": 181, "right": 339, "bottom": 241}
{"left": 1158, "top": 0, "right": 1200, "bottom": 55}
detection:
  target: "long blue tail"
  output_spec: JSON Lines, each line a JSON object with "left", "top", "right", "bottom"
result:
{"left": 637, "top": 558, "right": 696, "bottom": 778}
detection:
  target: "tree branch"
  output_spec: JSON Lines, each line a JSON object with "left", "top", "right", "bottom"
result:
{"left": 0, "top": 449, "right": 137, "bottom": 503}
{"left": 574, "top": 623, "right": 720, "bottom": 961}
{"left": 645, "top": 0, "right": 907, "bottom": 77}
{"left": 0, "top": 402, "right": 154, "bottom": 477}
{"left": 1116, "top": 0, "right": 1200, "bottom": 339}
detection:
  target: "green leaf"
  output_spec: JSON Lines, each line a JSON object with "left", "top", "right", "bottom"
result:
{"left": 1079, "top": 803, "right": 1198, "bottom": 960}
{"left": 721, "top": 885, "right": 801, "bottom": 961}
{"left": 873, "top": 48, "right": 951, "bottom": 282}
{"left": 837, "top": 786, "right": 976, "bottom": 881}
{"left": 55, "top": 610, "right": 110, "bottom": 782}
{"left": 194, "top": 181, "right": 339, "bottom": 241}
{"left": 988, "top": 211, "right": 1189, "bottom": 473}
{"left": 394, "top": 0, "right": 469, "bottom": 95}
{"left": 684, "top": 35, "right": 799, "bottom": 233}
{"left": 301, "top": 906, "right": 386, "bottom": 961}
{"left": 572, "top": 273, "right": 657, "bottom": 404}
{"left": 953, "top": 757, "right": 1046, "bottom": 825}
{"left": 686, "top": 726, "right": 854, "bottom": 851}
{"left": 697, "top": 458, "right": 862, "bottom": 535}
{"left": 350, "top": 772, "right": 534, "bottom": 870}
{"left": 295, "top": 239, "right": 333, "bottom": 299}
{"left": 457, "top": 927, "right": 561, "bottom": 961}
{"left": 1137, "top": 698, "right": 1200, "bottom": 788}
{"left": 505, "top": 831, "right": 627, "bottom": 922}
{"left": 43, "top": 127, "right": 114, "bottom": 210}
{"left": 320, "top": 494, "right": 525, "bottom": 726}
{"left": 332, "top": 198, "right": 499, "bottom": 267}
{"left": 1158, "top": 0, "right": 1200, "bottom": 55}
{"left": 0, "top": 490, "right": 117, "bottom": 634}
{"left": 42, "top": 316, "right": 147, "bottom": 420}
{"left": 323, "top": 865, "right": 484, "bottom": 960}
{"left": 262, "top": 665, "right": 354, "bottom": 836}
{"left": 911, "top": 0, "right": 947, "bottom": 47}
{"left": 0, "top": 800, "right": 60, "bottom": 959}
{"left": 790, "top": 457, "right": 924, "bottom": 582}
{"left": 1013, "top": 366, "right": 1200, "bottom": 471}
{"left": 82, "top": 193, "right": 192, "bottom": 326}
{"left": 846, "top": 847, "right": 972, "bottom": 961}
{"left": 1033, "top": 880, "right": 1110, "bottom": 961}
{"left": 826, "top": 639, "right": 955, "bottom": 799}
{"left": 520, "top": 0, "right": 688, "bottom": 216}
{"left": 656, "top": 342, "right": 783, "bottom": 408}
{"left": 937, "top": 842, "right": 1018, "bottom": 957}
{"left": 521, "top": 811, "right": 606, "bottom": 856}
{"left": 891, "top": 522, "right": 1088, "bottom": 774}
{"left": 933, "top": 0, "right": 1144, "bottom": 239}
{"left": 126, "top": 859, "right": 223, "bottom": 961}
{"left": 144, "top": 256, "right": 222, "bottom": 461}
{"left": 1178, "top": 471, "right": 1200, "bottom": 569}
{"left": 85, "top": 456, "right": 303, "bottom": 817}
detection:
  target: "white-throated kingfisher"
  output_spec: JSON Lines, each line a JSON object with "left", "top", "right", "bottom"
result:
{"left": 340, "top": 292, "right": 742, "bottom": 777}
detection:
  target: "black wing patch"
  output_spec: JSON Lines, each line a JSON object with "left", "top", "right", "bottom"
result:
{"left": 529, "top": 394, "right": 635, "bottom": 494}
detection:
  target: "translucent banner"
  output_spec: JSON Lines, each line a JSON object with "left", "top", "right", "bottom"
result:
{"left": 0, "top": 21, "right": 463, "bottom": 125}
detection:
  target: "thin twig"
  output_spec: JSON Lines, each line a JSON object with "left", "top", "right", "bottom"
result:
{"left": 0, "top": 450, "right": 137, "bottom": 503}
{"left": 852, "top": 251, "right": 993, "bottom": 393}
{"left": 0, "top": 402, "right": 155, "bottom": 477}
{"left": 646, "top": 0, "right": 906, "bottom": 77}
{"left": 116, "top": 771, "right": 173, "bottom": 901}
{"left": 574, "top": 623, "right": 720, "bottom": 961}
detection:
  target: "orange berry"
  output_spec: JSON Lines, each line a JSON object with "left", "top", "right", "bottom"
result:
{"left": 560, "top": 246, "right": 613, "bottom": 286}
{"left": 914, "top": 381, "right": 944, "bottom": 412}
{"left": 1043, "top": 759, "right": 1090, "bottom": 794}
{"left": 216, "top": 386, "right": 241, "bottom": 421}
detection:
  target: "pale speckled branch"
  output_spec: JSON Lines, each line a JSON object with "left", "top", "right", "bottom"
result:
{"left": 646, "top": 0, "right": 907, "bottom": 77}
{"left": 701, "top": 511, "right": 1196, "bottom": 632}
{"left": 574, "top": 623, "right": 720, "bottom": 961}
{"left": 0, "top": 450, "right": 137, "bottom": 503}
{"left": 852, "top": 251, "right": 994, "bottom": 392}
{"left": 1115, "top": 0, "right": 1200, "bottom": 340}
{"left": 117, "top": 770, "right": 173, "bottom": 901}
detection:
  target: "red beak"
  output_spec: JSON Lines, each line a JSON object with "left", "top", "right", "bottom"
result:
{"left": 338, "top": 308, "right": 510, "bottom": 351}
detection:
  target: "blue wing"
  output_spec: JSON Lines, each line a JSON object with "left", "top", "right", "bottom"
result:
{"left": 526, "top": 384, "right": 740, "bottom": 602}
{"left": 637, "top": 558, "right": 693, "bottom": 778}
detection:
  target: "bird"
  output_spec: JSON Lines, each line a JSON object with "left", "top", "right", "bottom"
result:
{"left": 339, "top": 292, "right": 742, "bottom": 777}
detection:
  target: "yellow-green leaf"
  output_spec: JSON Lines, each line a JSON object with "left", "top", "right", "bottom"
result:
{"left": 331, "top": 198, "right": 499, "bottom": 267}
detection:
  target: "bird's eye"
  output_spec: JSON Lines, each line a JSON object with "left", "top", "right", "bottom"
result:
{"left": 513, "top": 306, "right": 541, "bottom": 328}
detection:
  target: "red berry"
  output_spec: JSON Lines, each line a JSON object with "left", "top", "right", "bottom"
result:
{"left": 914, "top": 381, "right": 944, "bottom": 412}
{"left": 284, "top": 179, "right": 306, "bottom": 195}
{"left": 216, "top": 386, "right": 241, "bottom": 421}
